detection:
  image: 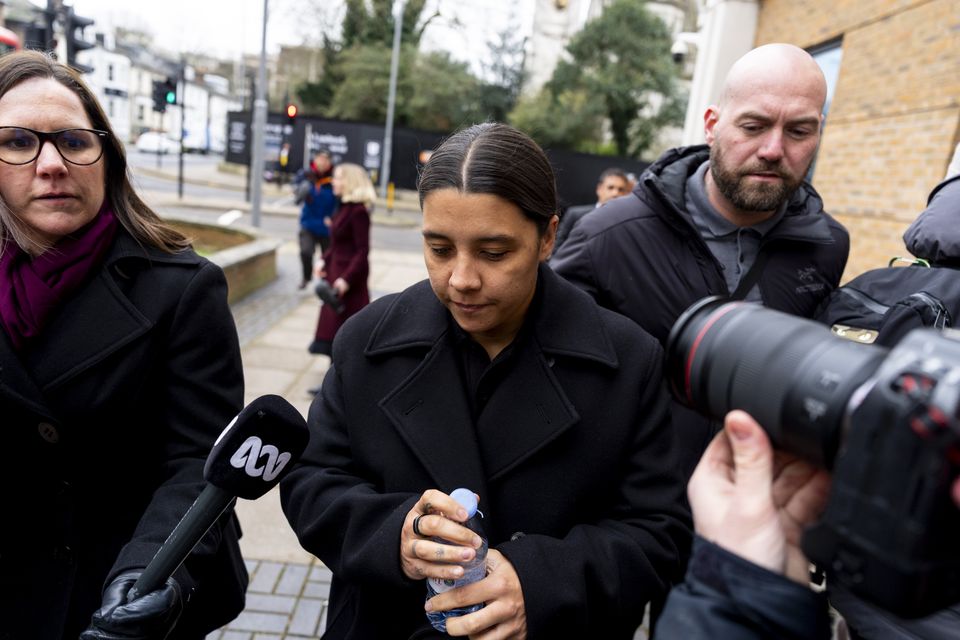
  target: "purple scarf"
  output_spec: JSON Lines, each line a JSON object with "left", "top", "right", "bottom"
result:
{"left": 0, "top": 206, "right": 119, "bottom": 350}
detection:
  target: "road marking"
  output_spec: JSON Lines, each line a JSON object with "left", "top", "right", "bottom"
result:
{"left": 218, "top": 209, "right": 243, "bottom": 225}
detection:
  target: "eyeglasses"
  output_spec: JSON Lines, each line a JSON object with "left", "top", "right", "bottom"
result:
{"left": 0, "top": 127, "right": 108, "bottom": 166}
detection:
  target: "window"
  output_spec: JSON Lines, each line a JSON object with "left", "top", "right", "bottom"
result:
{"left": 811, "top": 40, "right": 842, "bottom": 120}
{"left": 138, "top": 104, "right": 145, "bottom": 121}
{"left": 108, "top": 64, "right": 114, "bottom": 82}
{"left": 807, "top": 39, "right": 843, "bottom": 182}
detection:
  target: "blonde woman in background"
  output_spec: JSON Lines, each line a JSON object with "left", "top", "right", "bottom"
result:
{"left": 308, "top": 163, "right": 375, "bottom": 365}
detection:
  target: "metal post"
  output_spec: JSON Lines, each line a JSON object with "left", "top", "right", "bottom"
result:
{"left": 48, "top": 0, "right": 66, "bottom": 62}
{"left": 177, "top": 59, "right": 186, "bottom": 199}
{"left": 249, "top": 0, "right": 270, "bottom": 227}
{"left": 378, "top": 0, "right": 404, "bottom": 199}
{"left": 244, "top": 72, "right": 254, "bottom": 203}
{"left": 156, "top": 111, "right": 163, "bottom": 169}
{"left": 303, "top": 123, "right": 312, "bottom": 171}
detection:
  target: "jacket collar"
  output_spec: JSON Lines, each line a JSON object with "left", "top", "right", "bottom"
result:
{"left": 365, "top": 264, "right": 618, "bottom": 368}
{"left": 373, "top": 264, "right": 613, "bottom": 504}
{"left": 0, "top": 229, "right": 172, "bottom": 415}
{"left": 8, "top": 230, "right": 197, "bottom": 395}
{"left": 106, "top": 229, "right": 203, "bottom": 267}
{"left": 642, "top": 144, "right": 836, "bottom": 245}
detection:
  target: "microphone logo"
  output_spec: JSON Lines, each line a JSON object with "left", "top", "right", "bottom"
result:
{"left": 229, "top": 436, "right": 293, "bottom": 482}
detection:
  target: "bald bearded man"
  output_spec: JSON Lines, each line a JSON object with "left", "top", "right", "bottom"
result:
{"left": 550, "top": 43, "right": 850, "bottom": 473}
{"left": 552, "top": 42, "right": 848, "bottom": 345}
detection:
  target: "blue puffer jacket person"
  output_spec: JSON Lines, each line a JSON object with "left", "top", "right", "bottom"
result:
{"left": 297, "top": 160, "right": 337, "bottom": 289}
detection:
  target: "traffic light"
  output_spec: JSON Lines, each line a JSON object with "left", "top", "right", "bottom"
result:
{"left": 163, "top": 78, "right": 177, "bottom": 106}
{"left": 152, "top": 78, "right": 177, "bottom": 113}
{"left": 65, "top": 6, "right": 94, "bottom": 72}
{"left": 286, "top": 103, "right": 298, "bottom": 124}
{"left": 152, "top": 80, "right": 166, "bottom": 113}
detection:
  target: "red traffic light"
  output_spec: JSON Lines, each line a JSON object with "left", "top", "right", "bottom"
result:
{"left": 286, "top": 103, "right": 298, "bottom": 119}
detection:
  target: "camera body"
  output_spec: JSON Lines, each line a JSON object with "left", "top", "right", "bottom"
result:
{"left": 667, "top": 297, "right": 960, "bottom": 617}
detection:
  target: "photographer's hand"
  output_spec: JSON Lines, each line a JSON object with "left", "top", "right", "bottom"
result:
{"left": 689, "top": 410, "right": 831, "bottom": 584}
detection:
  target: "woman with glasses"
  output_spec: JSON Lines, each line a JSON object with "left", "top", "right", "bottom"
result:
{"left": 0, "top": 52, "right": 247, "bottom": 639}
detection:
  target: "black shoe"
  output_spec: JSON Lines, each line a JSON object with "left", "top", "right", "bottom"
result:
{"left": 298, "top": 279, "right": 309, "bottom": 290}
{"left": 308, "top": 386, "right": 322, "bottom": 396}
{"left": 314, "top": 279, "right": 345, "bottom": 313}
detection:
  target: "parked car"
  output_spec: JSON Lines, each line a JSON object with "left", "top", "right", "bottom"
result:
{"left": 135, "top": 131, "right": 181, "bottom": 154}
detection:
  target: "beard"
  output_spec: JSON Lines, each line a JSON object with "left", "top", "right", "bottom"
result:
{"left": 709, "top": 145, "right": 808, "bottom": 214}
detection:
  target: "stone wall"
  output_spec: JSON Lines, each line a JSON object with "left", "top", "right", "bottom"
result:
{"left": 168, "top": 218, "right": 281, "bottom": 304}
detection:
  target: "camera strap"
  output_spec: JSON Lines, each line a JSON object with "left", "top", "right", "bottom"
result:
{"left": 731, "top": 251, "right": 770, "bottom": 300}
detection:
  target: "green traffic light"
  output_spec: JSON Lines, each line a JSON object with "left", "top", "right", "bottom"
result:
{"left": 165, "top": 91, "right": 176, "bottom": 104}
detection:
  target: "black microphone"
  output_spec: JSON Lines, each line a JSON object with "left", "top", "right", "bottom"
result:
{"left": 128, "top": 394, "right": 309, "bottom": 601}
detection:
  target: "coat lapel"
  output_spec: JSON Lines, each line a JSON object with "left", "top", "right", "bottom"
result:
{"left": 0, "top": 327, "right": 53, "bottom": 419}
{"left": 474, "top": 267, "right": 619, "bottom": 481}
{"left": 24, "top": 257, "right": 152, "bottom": 391}
{"left": 476, "top": 343, "right": 579, "bottom": 481}
{"left": 372, "top": 282, "right": 489, "bottom": 498}
{"left": 379, "top": 342, "right": 490, "bottom": 499}
{"left": 370, "top": 268, "right": 620, "bottom": 491}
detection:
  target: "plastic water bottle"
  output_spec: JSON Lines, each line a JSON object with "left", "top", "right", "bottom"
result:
{"left": 425, "top": 487, "right": 488, "bottom": 632}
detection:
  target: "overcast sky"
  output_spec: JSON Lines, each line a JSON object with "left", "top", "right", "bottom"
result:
{"left": 38, "top": 0, "right": 534, "bottom": 73}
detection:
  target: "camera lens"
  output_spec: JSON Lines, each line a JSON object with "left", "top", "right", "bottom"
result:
{"left": 666, "top": 297, "right": 887, "bottom": 467}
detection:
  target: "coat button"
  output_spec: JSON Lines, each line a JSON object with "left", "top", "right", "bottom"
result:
{"left": 37, "top": 422, "right": 59, "bottom": 444}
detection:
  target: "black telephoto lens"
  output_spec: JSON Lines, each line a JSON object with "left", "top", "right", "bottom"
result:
{"left": 666, "top": 297, "right": 888, "bottom": 468}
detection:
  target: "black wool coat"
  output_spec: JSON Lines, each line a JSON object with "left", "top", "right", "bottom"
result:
{"left": 281, "top": 265, "right": 693, "bottom": 639}
{"left": 0, "top": 231, "right": 247, "bottom": 640}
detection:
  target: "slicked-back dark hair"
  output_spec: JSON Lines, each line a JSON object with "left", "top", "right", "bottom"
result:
{"left": 417, "top": 123, "right": 558, "bottom": 235}
{"left": 0, "top": 50, "right": 189, "bottom": 255}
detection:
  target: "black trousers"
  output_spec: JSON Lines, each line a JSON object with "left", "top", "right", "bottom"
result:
{"left": 299, "top": 229, "right": 331, "bottom": 281}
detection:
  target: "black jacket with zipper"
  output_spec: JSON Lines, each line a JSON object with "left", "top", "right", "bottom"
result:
{"left": 550, "top": 145, "right": 850, "bottom": 347}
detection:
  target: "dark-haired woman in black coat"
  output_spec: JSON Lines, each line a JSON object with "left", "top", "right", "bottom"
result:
{"left": 281, "top": 123, "right": 694, "bottom": 639}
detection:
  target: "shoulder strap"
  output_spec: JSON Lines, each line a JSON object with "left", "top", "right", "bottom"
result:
{"left": 731, "top": 251, "right": 770, "bottom": 300}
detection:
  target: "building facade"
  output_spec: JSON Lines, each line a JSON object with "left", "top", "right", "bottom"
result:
{"left": 76, "top": 41, "right": 132, "bottom": 142}
{"left": 682, "top": 0, "right": 960, "bottom": 278}
{"left": 525, "top": 0, "right": 692, "bottom": 95}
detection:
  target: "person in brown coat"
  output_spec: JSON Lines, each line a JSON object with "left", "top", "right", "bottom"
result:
{"left": 308, "top": 162, "right": 374, "bottom": 359}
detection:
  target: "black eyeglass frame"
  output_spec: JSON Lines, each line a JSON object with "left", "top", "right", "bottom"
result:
{"left": 0, "top": 126, "right": 109, "bottom": 166}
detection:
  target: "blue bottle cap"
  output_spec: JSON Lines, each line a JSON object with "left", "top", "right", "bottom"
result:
{"left": 450, "top": 488, "right": 478, "bottom": 518}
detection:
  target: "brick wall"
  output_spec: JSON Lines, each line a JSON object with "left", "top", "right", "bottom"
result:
{"left": 756, "top": 0, "right": 960, "bottom": 281}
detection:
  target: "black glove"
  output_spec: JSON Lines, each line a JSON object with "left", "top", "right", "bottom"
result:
{"left": 79, "top": 571, "right": 183, "bottom": 640}
{"left": 315, "top": 278, "right": 345, "bottom": 313}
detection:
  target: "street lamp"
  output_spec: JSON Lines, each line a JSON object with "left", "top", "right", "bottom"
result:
{"left": 249, "top": 0, "right": 269, "bottom": 228}
{"left": 379, "top": 0, "right": 405, "bottom": 200}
